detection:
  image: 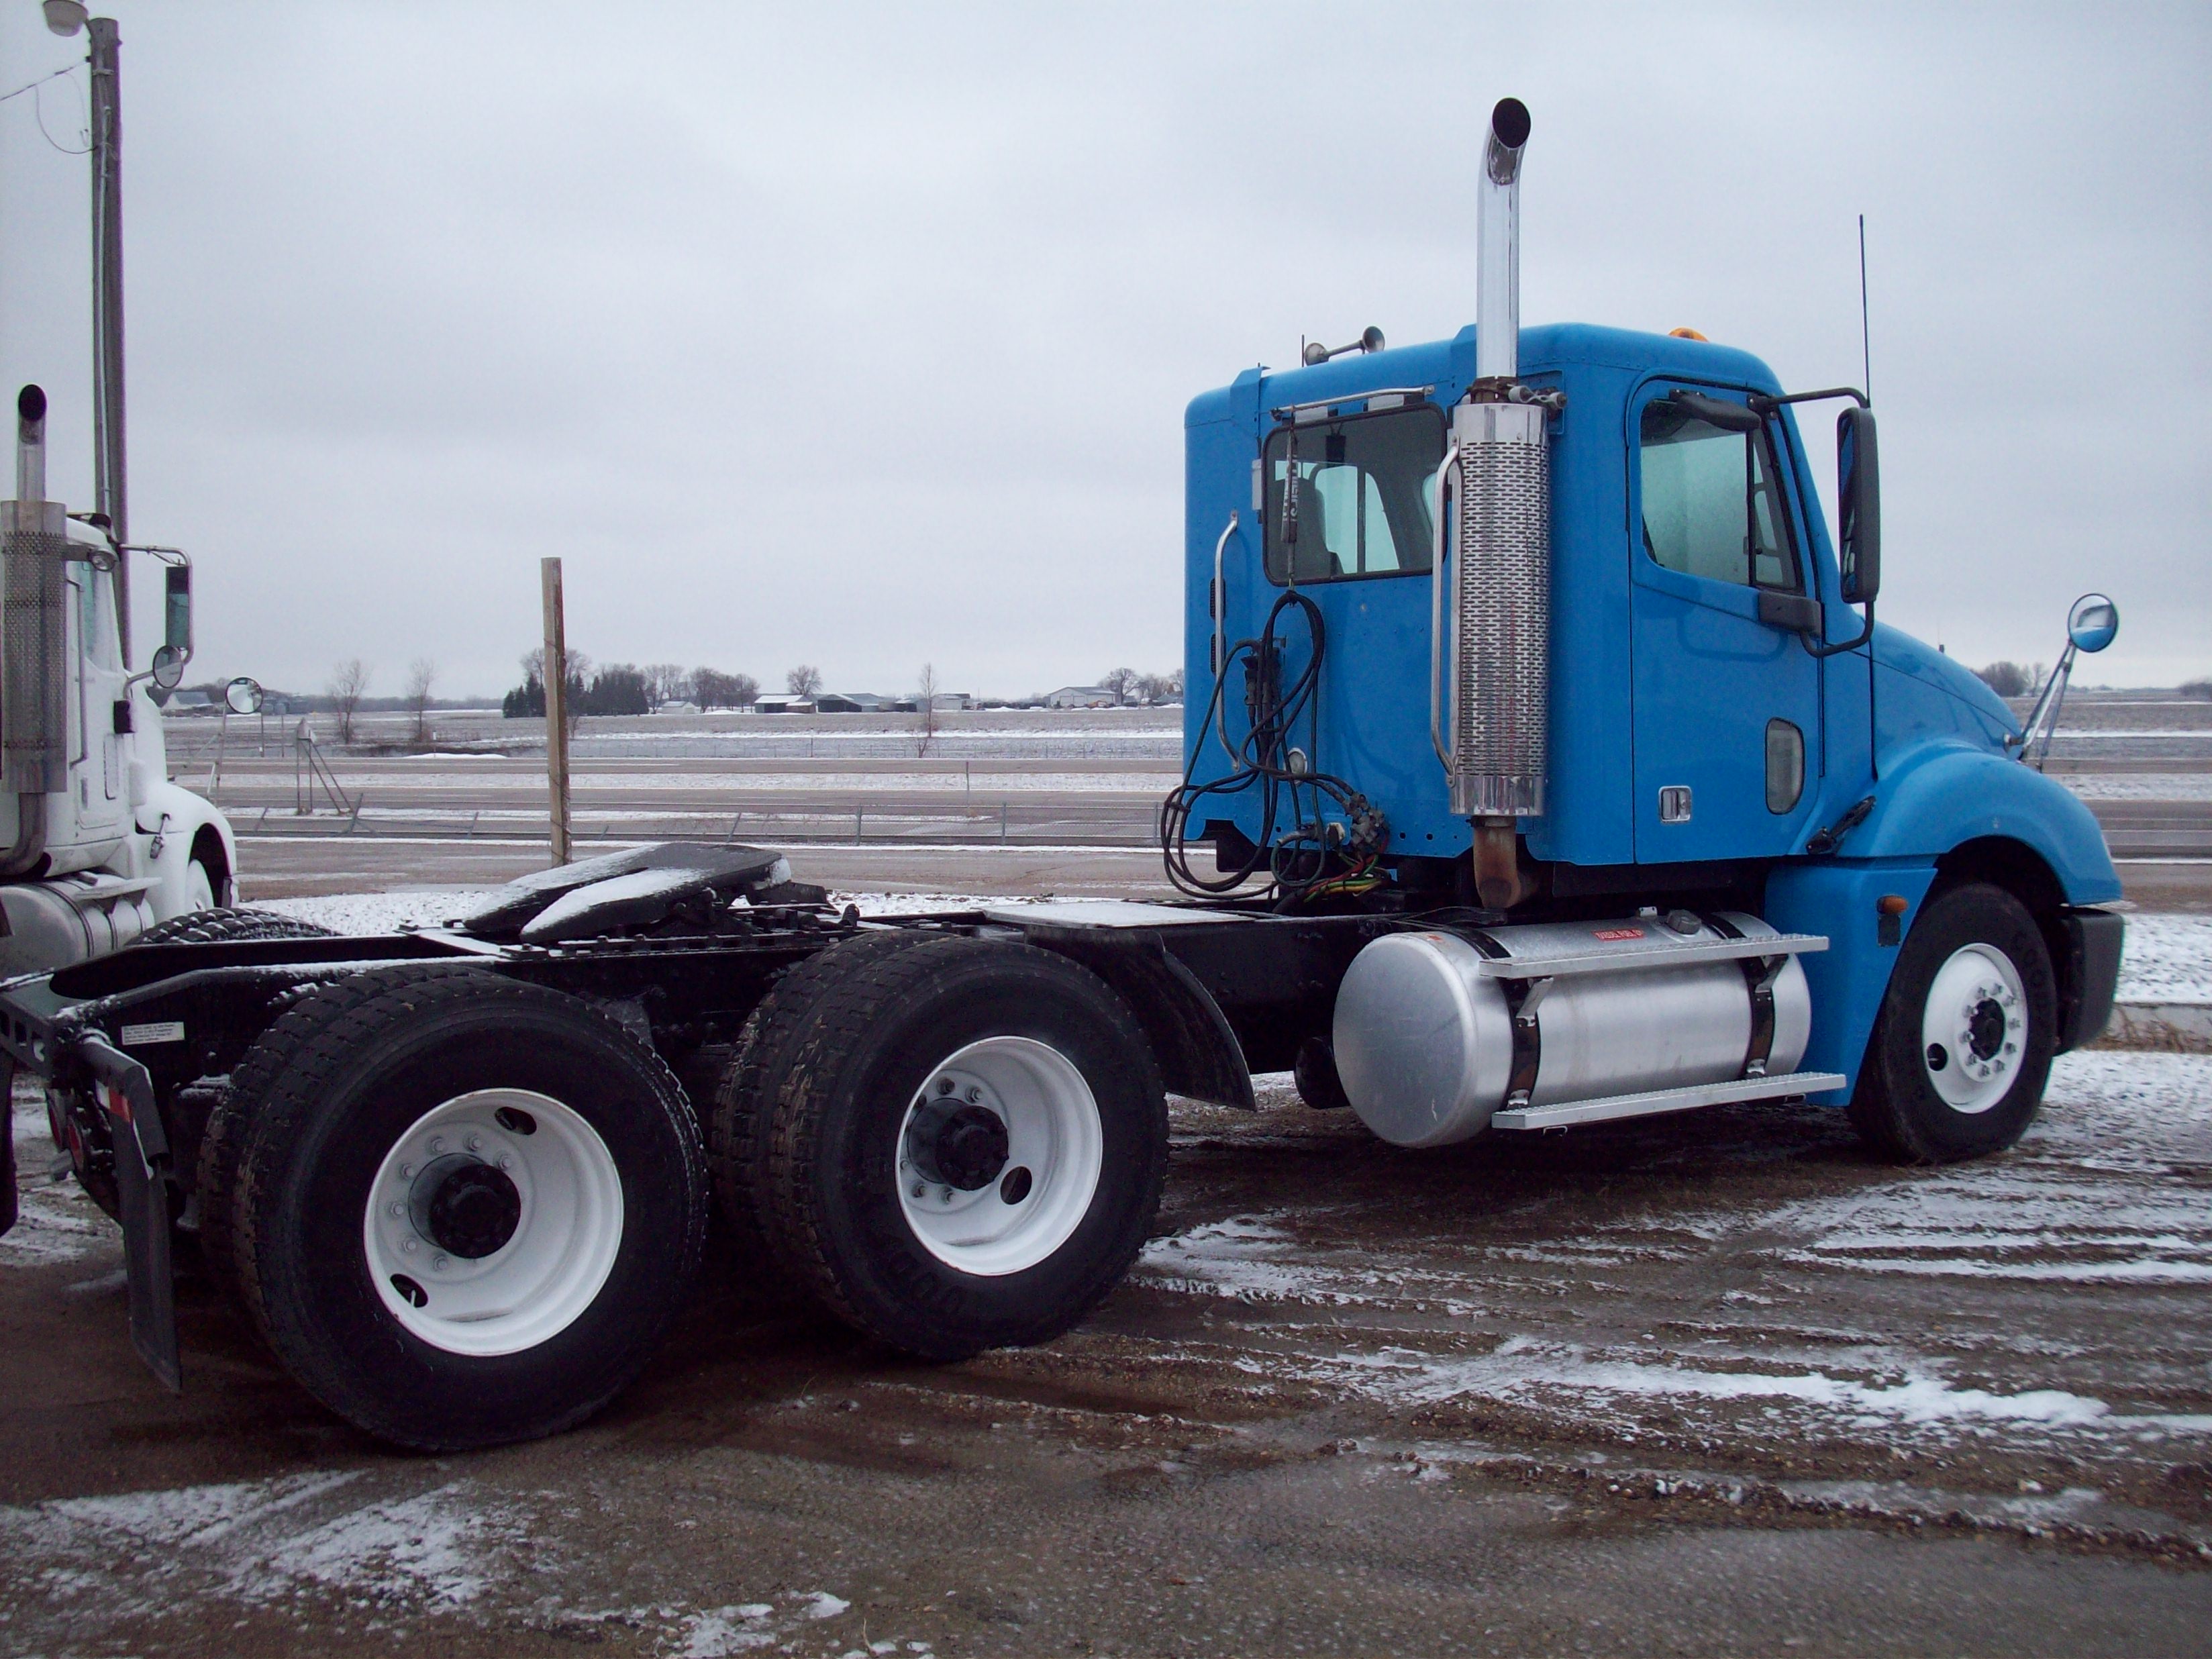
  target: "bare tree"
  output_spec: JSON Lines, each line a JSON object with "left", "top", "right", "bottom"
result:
{"left": 644, "top": 662, "right": 689, "bottom": 708}
{"left": 1101, "top": 666, "right": 1141, "bottom": 707}
{"left": 328, "top": 658, "right": 370, "bottom": 746}
{"left": 914, "top": 662, "right": 940, "bottom": 757}
{"left": 787, "top": 664, "right": 823, "bottom": 698}
{"left": 405, "top": 658, "right": 438, "bottom": 744}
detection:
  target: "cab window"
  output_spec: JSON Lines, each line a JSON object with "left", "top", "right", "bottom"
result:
{"left": 1263, "top": 405, "right": 1446, "bottom": 584}
{"left": 1638, "top": 399, "right": 1801, "bottom": 593}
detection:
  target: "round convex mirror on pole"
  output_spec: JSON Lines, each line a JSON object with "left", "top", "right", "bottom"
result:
{"left": 225, "top": 676, "right": 263, "bottom": 715}
{"left": 2067, "top": 593, "right": 2119, "bottom": 654}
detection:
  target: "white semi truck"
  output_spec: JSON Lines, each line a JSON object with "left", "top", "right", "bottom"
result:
{"left": 0, "top": 383, "right": 245, "bottom": 976}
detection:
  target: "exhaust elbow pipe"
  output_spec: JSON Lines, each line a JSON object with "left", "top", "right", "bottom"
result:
{"left": 15, "top": 385, "right": 47, "bottom": 504}
{"left": 1475, "top": 98, "right": 1531, "bottom": 383}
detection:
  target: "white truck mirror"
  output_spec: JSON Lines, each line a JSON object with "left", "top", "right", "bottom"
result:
{"left": 225, "top": 676, "right": 264, "bottom": 715}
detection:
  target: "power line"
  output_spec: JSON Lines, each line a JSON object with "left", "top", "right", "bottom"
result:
{"left": 0, "top": 61, "right": 79, "bottom": 106}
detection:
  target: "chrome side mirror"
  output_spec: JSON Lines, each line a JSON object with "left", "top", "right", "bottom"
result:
{"left": 2067, "top": 593, "right": 2119, "bottom": 654}
{"left": 164, "top": 563, "right": 191, "bottom": 657}
{"left": 150, "top": 644, "right": 186, "bottom": 691}
{"left": 225, "top": 676, "right": 264, "bottom": 715}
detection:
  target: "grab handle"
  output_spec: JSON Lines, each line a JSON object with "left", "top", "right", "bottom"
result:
{"left": 1428, "top": 446, "right": 1459, "bottom": 773}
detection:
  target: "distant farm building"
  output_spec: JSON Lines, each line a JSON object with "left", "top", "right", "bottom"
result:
{"left": 1045, "top": 685, "right": 1115, "bottom": 709}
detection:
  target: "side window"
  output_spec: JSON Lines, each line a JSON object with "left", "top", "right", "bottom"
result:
{"left": 1638, "top": 397, "right": 1802, "bottom": 593}
{"left": 1264, "top": 405, "right": 1445, "bottom": 584}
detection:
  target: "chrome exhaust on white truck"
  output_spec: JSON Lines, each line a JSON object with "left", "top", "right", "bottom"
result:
{"left": 3, "top": 385, "right": 69, "bottom": 817}
{"left": 1435, "top": 98, "right": 1550, "bottom": 905}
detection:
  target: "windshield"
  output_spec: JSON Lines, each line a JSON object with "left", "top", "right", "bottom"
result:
{"left": 1262, "top": 404, "right": 1445, "bottom": 584}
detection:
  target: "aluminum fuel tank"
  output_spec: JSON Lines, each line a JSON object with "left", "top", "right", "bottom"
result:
{"left": 1331, "top": 912, "right": 1811, "bottom": 1148}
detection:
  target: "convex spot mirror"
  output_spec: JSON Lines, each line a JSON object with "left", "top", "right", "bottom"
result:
{"left": 2068, "top": 593, "right": 2119, "bottom": 654}
{"left": 225, "top": 676, "right": 264, "bottom": 715}
{"left": 1837, "top": 406, "right": 1880, "bottom": 603}
{"left": 149, "top": 645, "right": 185, "bottom": 691}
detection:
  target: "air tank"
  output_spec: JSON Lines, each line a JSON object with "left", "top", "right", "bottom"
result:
{"left": 1331, "top": 913, "right": 1812, "bottom": 1148}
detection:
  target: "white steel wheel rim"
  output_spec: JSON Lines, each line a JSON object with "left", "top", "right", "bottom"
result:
{"left": 1919, "top": 943, "right": 2027, "bottom": 1115}
{"left": 896, "top": 1036, "right": 1103, "bottom": 1278}
{"left": 363, "top": 1087, "right": 624, "bottom": 1356}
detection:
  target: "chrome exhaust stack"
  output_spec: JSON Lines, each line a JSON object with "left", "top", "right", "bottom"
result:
{"left": 3, "top": 385, "right": 70, "bottom": 811}
{"left": 1433, "top": 99, "right": 1550, "bottom": 905}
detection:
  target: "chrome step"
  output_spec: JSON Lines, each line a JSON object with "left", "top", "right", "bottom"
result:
{"left": 1489, "top": 1070, "right": 1848, "bottom": 1131}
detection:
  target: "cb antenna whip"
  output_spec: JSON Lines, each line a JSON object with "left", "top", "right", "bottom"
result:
{"left": 1858, "top": 213, "right": 1872, "bottom": 401}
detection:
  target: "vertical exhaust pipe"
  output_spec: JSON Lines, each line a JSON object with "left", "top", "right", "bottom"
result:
{"left": 1474, "top": 97, "right": 1531, "bottom": 383}
{"left": 15, "top": 385, "right": 48, "bottom": 503}
{"left": 1444, "top": 99, "right": 1548, "bottom": 906}
{"left": 3, "top": 384, "right": 70, "bottom": 836}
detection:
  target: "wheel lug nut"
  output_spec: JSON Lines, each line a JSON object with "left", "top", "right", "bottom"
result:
{"left": 498, "top": 1154, "right": 513, "bottom": 1170}
{"left": 429, "top": 1137, "right": 446, "bottom": 1153}
{"left": 402, "top": 1238, "right": 418, "bottom": 1254}
{"left": 389, "top": 1202, "right": 404, "bottom": 1217}
{"left": 466, "top": 1134, "right": 483, "bottom": 1153}
{"left": 400, "top": 1164, "right": 414, "bottom": 1179}
{"left": 966, "top": 1086, "right": 983, "bottom": 1103}
{"left": 911, "top": 1181, "right": 927, "bottom": 1199}
{"left": 432, "top": 1253, "right": 449, "bottom": 1270}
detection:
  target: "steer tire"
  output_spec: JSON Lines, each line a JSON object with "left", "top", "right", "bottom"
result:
{"left": 709, "top": 929, "right": 940, "bottom": 1270}
{"left": 1847, "top": 882, "right": 2057, "bottom": 1165}
{"left": 230, "top": 970, "right": 707, "bottom": 1450}
{"left": 134, "top": 907, "right": 337, "bottom": 948}
{"left": 760, "top": 935, "right": 1167, "bottom": 1361}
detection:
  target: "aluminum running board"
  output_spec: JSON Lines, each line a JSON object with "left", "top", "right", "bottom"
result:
{"left": 1469, "top": 933, "right": 1827, "bottom": 981}
{"left": 1489, "top": 1070, "right": 1848, "bottom": 1132}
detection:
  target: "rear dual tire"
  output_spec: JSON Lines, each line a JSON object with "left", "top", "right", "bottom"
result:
{"left": 719, "top": 934, "right": 1168, "bottom": 1361}
{"left": 206, "top": 968, "right": 705, "bottom": 1450}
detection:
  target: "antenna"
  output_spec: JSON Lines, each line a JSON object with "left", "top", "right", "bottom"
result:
{"left": 1858, "top": 213, "right": 1871, "bottom": 401}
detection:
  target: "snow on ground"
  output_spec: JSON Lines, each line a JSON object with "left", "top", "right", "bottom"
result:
{"left": 215, "top": 769, "right": 1180, "bottom": 794}
{"left": 258, "top": 889, "right": 500, "bottom": 934}
{"left": 2117, "top": 913, "right": 2212, "bottom": 1003}
{"left": 2062, "top": 772, "right": 2212, "bottom": 802}
{"left": 0, "top": 1469, "right": 864, "bottom": 1650}
{"left": 1135, "top": 1048, "right": 2212, "bottom": 1468}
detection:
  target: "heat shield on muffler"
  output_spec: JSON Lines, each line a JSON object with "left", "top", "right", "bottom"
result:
{"left": 1447, "top": 399, "right": 1548, "bottom": 818}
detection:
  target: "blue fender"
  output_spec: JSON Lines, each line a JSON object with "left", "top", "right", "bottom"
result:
{"left": 1846, "top": 742, "right": 2121, "bottom": 905}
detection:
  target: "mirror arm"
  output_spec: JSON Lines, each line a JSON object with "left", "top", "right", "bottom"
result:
{"left": 1750, "top": 386, "right": 1870, "bottom": 412}
{"left": 1802, "top": 599, "right": 1876, "bottom": 660}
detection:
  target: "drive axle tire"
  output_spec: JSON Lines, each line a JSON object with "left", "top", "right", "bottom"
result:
{"left": 135, "top": 907, "right": 336, "bottom": 948}
{"left": 231, "top": 970, "right": 707, "bottom": 1450}
{"left": 1847, "top": 883, "right": 2057, "bottom": 1165}
{"left": 708, "top": 928, "right": 938, "bottom": 1269}
{"left": 760, "top": 936, "right": 1166, "bottom": 1360}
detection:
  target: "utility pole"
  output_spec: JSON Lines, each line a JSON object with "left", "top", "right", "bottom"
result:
{"left": 541, "top": 557, "right": 570, "bottom": 864}
{"left": 87, "top": 15, "right": 129, "bottom": 658}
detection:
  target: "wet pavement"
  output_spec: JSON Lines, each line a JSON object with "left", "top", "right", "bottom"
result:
{"left": 5, "top": 1048, "right": 2210, "bottom": 1656}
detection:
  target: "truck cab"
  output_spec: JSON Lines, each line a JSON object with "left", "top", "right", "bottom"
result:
{"left": 1, "top": 385, "right": 239, "bottom": 975}
{"left": 1172, "top": 103, "right": 2123, "bottom": 1146}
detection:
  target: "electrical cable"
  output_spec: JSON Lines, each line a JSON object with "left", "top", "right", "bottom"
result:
{"left": 1159, "top": 579, "right": 1385, "bottom": 904}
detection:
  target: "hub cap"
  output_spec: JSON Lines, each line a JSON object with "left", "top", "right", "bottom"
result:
{"left": 895, "top": 1037, "right": 1103, "bottom": 1277}
{"left": 1919, "top": 943, "right": 2027, "bottom": 1115}
{"left": 364, "top": 1088, "right": 624, "bottom": 1356}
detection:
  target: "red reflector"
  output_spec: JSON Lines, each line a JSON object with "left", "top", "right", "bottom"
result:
{"left": 1591, "top": 927, "right": 1646, "bottom": 941}
{"left": 1877, "top": 894, "right": 1909, "bottom": 915}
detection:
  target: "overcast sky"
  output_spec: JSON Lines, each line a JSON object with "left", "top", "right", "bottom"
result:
{"left": 1, "top": 2, "right": 2205, "bottom": 699}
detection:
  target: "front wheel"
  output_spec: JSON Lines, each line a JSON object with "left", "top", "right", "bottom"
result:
{"left": 758, "top": 936, "right": 1167, "bottom": 1360}
{"left": 1848, "top": 883, "right": 2057, "bottom": 1164}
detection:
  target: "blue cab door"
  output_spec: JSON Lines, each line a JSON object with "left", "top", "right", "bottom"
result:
{"left": 1629, "top": 382, "right": 1823, "bottom": 862}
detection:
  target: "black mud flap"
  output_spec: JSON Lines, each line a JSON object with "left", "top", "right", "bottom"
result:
{"left": 0, "top": 1058, "right": 15, "bottom": 1238}
{"left": 78, "top": 1036, "right": 180, "bottom": 1393}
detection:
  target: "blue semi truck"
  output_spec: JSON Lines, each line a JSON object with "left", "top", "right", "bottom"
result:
{"left": 0, "top": 99, "right": 2123, "bottom": 1451}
